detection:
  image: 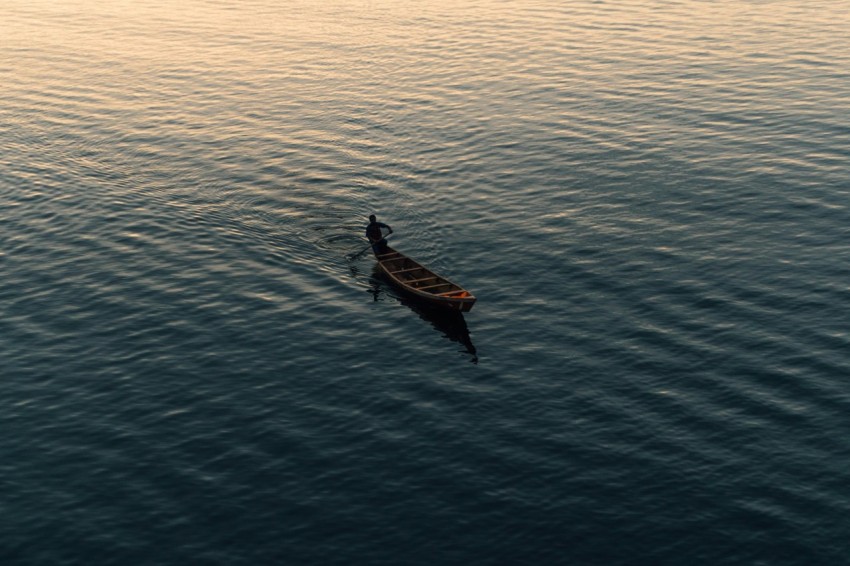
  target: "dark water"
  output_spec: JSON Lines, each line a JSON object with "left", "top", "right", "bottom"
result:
{"left": 3, "top": 0, "right": 850, "bottom": 563}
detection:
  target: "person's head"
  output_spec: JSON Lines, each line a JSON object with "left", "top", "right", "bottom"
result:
{"left": 369, "top": 214, "right": 377, "bottom": 223}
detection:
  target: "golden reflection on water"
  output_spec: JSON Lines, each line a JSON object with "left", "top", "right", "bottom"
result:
{"left": 7, "top": 0, "right": 848, "bottom": 97}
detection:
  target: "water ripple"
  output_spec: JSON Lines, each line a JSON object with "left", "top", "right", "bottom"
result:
{"left": 3, "top": 0, "right": 850, "bottom": 564}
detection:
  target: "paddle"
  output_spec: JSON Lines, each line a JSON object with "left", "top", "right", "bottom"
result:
{"left": 347, "top": 233, "right": 391, "bottom": 260}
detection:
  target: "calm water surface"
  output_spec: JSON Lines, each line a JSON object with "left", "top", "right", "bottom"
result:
{"left": 2, "top": 1, "right": 850, "bottom": 564}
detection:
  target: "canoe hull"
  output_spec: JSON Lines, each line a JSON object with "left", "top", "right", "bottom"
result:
{"left": 374, "top": 246, "right": 476, "bottom": 312}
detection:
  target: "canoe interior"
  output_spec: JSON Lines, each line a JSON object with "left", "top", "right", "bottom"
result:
{"left": 375, "top": 246, "right": 476, "bottom": 312}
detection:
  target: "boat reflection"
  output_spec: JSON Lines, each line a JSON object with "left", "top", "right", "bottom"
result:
{"left": 367, "top": 269, "right": 478, "bottom": 364}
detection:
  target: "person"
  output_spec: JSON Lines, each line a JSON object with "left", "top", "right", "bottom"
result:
{"left": 365, "top": 214, "right": 393, "bottom": 254}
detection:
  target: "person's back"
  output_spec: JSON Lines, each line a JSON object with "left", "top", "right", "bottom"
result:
{"left": 366, "top": 214, "right": 392, "bottom": 254}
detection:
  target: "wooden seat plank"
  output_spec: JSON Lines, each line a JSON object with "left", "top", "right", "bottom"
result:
{"left": 417, "top": 282, "right": 455, "bottom": 291}
{"left": 389, "top": 266, "right": 425, "bottom": 275}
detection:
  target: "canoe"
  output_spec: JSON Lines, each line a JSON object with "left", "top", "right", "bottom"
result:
{"left": 374, "top": 246, "right": 476, "bottom": 312}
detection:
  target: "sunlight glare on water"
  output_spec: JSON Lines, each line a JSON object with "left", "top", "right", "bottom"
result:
{"left": 2, "top": 1, "right": 849, "bottom": 564}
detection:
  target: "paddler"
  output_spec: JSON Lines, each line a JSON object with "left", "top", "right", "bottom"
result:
{"left": 366, "top": 214, "right": 393, "bottom": 254}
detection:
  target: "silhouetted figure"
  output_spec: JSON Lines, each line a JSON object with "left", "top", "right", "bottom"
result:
{"left": 366, "top": 214, "right": 393, "bottom": 255}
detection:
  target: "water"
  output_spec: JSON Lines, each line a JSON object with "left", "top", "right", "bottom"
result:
{"left": 2, "top": 0, "right": 850, "bottom": 563}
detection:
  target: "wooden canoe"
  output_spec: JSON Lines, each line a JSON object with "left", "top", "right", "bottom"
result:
{"left": 374, "top": 246, "right": 476, "bottom": 312}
